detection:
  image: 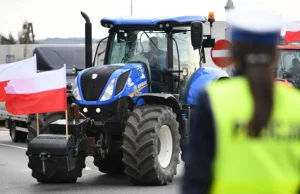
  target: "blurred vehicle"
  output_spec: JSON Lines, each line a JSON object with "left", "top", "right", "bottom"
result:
{"left": 276, "top": 43, "right": 300, "bottom": 89}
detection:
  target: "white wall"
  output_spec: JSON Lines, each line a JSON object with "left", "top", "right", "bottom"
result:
{"left": 0, "top": 44, "right": 101, "bottom": 64}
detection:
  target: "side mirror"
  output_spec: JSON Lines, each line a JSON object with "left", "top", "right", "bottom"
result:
{"left": 283, "top": 72, "right": 292, "bottom": 79}
{"left": 191, "top": 21, "right": 203, "bottom": 50}
{"left": 117, "top": 32, "right": 126, "bottom": 43}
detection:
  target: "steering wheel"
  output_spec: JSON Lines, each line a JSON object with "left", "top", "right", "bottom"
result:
{"left": 282, "top": 72, "right": 299, "bottom": 88}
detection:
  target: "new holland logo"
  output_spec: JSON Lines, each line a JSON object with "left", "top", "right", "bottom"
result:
{"left": 91, "top": 74, "right": 98, "bottom": 79}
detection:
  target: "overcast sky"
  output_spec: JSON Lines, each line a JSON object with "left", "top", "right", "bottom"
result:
{"left": 0, "top": 0, "right": 299, "bottom": 40}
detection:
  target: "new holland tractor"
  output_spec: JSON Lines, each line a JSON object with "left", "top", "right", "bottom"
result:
{"left": 26, "top": 11, "right": 229, "bottom": 185}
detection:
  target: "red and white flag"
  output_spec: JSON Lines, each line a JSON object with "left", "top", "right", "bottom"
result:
{"left": 284, "top": 21, "right": 300, "bottom": 44}
{"left": 4, "top": 65, "right": 67, "bottom": 115}
{"left": 0, "top": 55, "right": 37, "bottom": 102}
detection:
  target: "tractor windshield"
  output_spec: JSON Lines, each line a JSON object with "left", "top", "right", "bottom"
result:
{"left": 106, "top": 28, "right": 201, "bottom": 94}
{"left": 107, "top": 30, "right": 168, "bottom": 68}
{"left": 107, "top": 30, "right": 170, "bottom": 92}
{"left": 276, "top": 49, "right": 300, "bottom": 88}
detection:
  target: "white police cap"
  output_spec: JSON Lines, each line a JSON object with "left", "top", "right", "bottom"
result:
{"left": 226, "top": 9, "right": 285, "bottom": 44}
{"left": 226, "top": 9, "right": 284, "bottom": 33}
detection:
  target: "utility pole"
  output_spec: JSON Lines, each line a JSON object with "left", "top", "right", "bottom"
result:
{"left": 224, "top": 0, "right": 235, "bottom": 75}
{"left": 130, "top": 0, "right": 133, "bottom": 16}
{"left": 224, "top": 0, "right": 235, "bottom": 11}
{"left": 224, "top": 0, "right": 235, "bottom": 40}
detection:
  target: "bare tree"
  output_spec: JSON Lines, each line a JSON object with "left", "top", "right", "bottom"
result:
{"left": 18, "top": 21, "right": 35, "bottom": 44}
{"left": 8, "top": 32, "right": 16, "bottom": 44}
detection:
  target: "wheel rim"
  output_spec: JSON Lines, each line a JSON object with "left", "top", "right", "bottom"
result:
{"left": 157, "top": 125, "right": 173, "bottom": 168}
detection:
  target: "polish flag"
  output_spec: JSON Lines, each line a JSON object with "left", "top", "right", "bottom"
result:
{"left": 4, "top": 65, "right": 67, "bottom": 115}
{"left": 284, "top": 21, "right": 300, "bottom": 44}
{"left": 0, "top": 55, "right": 37, "bottom": 102}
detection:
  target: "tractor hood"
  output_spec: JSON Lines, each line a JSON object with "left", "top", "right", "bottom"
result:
{"left": 73, "top": 63, "right": 149, "bottom": 104}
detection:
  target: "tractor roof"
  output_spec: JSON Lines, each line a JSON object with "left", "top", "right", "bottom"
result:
{"left": 100, "top": 16, "right": 207, "bottom": 30}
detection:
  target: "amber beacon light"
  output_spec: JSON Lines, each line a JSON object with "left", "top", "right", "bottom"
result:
{"left": 208, "top": 12, "right": 215, "bottom": 22}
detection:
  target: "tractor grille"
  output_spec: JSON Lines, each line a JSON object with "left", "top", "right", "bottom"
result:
{"left": 80, "top": 65, "right": 123, "bottom": 101}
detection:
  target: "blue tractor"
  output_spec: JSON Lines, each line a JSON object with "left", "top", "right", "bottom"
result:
{"left": 26, "top": 12, "right": 229, "bottom": 185}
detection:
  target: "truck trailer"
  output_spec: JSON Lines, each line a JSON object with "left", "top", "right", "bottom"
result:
{"left": 0, "top": 46, "right": 87, "bottom": 142}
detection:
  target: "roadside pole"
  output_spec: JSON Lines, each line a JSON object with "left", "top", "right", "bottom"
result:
{"left": 224, "top": 0, "right": 235, "bottom": 76}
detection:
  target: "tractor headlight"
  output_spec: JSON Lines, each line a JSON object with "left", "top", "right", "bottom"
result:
{"left": 72, "top": 77, "right": 82, "bottom": 100}
{"left": 100, "top": 78, "right": 115, "bottom": 101}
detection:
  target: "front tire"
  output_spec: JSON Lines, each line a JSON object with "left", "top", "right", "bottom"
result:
{"left": 31, "top": 152, "right": 86, "bottom": 184}
{"left": 122, "top": 105, "right": 180, "bottom": 185}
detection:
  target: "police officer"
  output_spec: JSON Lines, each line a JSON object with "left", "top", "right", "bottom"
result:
{"left": 182, "top": 9, "right": 300, "bottom": 194}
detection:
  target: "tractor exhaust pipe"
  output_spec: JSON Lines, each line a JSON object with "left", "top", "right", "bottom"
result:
{"left": 80, "top": 11, "right": 93, "bottom": 69}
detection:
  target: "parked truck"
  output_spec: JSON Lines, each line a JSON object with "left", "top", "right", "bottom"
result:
{"left": 25, "top": 11, "right": 229, "bottom": 185}
{"left": 0, "top": 46, "right": 87, "bottom": 142}
{"left": 276, "top": 43, "right": 300, "bottom": 88}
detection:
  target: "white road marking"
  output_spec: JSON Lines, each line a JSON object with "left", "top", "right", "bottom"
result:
{"left": 0, "top": 143, "right": 27, "bottom": 150}
{"left": 212, "top": 50, "right": 231, "bottom": 58}
{"left": 21, "top": 166, "right": 93, "bottom": 172}
{"left": 84, "top": 166, "right": 92, "bottom": 170}
{"left": 21, "top": 169, "right": 31, "bottom": 172}
{"left": 0, "top": 131, "right": 9, "bottom": 136}
{"left": 82, "top": 172, "right": 99, "bottom": 177}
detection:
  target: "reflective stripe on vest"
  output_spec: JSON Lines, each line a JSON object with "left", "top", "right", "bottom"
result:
{"left": 206, "top": 77, "right": 300, "bottom": 194}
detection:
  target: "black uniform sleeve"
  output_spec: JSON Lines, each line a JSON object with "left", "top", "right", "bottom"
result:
{"left": 181, "top": 90, "right": 216, "bottom": 194}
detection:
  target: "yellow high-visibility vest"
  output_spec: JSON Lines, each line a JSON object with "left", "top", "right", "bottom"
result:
{"left": 206, "top": 76, "right": 300, "bottom": 194}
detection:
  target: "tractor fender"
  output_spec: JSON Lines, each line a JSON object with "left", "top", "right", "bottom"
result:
{"left": 183, "top": 67, "right": 229, "bottom": 105}
{"left": 135, "top": 93, "right": 184, "bottom": 144}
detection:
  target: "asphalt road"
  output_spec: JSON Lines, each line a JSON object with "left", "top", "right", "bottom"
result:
{"left": 0, "top": 128, "right": 185, "bottom": 194}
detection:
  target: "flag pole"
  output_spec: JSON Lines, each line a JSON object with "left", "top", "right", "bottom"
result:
{"left": 36, "top": 113, "right": 39, "bottom": 136}
{"left": 65, "top": 109, "right": 68, "bottom": 140}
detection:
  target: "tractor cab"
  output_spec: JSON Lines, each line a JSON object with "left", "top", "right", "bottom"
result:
{"left": 93, "top": 14, "right": 216, "bottom": 97}
{"left": 276, "top": 44, "right": 300, "bottom": 88}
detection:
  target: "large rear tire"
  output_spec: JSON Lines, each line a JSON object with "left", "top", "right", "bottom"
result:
{"left": 31, "top": 152, "right": 86, "bottom": 184}
{"left": 93, "top": 155, "right": 124, "bottom": 174}
{"left": 122, "top": 104, "right": 180, "bottom": 185}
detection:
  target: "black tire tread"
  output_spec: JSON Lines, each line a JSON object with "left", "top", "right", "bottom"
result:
{"left": 31, "top": 152, "right": 86, "bottom": 184}
{"left": 122, "top": 104, "right": 180, "bottom": 186}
